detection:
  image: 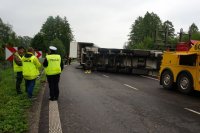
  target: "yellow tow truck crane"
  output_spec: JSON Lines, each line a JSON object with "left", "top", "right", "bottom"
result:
{"left": 159, "top": 40, "right": 200, "bottom": 94}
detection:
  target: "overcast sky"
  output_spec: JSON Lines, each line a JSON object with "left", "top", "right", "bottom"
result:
{"left": 0, "top": 0, "right": 200, "bottom": 48}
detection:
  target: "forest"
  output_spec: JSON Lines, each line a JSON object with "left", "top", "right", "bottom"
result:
{"left": 0, "top": 15, "right": 74, "bottom": 60}
{"left": 1, "top": 12, "right": 200, "bottom": 61}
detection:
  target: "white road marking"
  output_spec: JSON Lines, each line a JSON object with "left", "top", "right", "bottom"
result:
{"left": 141, "top": 75, "right": 159, "bottom": 81}
{"left": 124, "top": 84, "right": 138, "bottom": 90}
{"left": 49, "top": 101, "right": 63, "bottom": 133}
{"left": 103, "top": 74, "right": 109, "bottom": 78}
{"left": 184, "top": 108, "right": 200, "bottom": 115}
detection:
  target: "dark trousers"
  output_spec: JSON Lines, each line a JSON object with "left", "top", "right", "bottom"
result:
{"left": 25, "top": 79, "right": 36, "bottom": 98}
{"left": 47, "top": 74, "right": 60, "bottom": 99}
{"left": 16, "top": 72, "right": 23, "bottom": 93}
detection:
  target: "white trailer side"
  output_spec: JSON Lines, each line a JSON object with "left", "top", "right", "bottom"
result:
{"left": 69, "top": 42, "right": 78, "bottom": 58}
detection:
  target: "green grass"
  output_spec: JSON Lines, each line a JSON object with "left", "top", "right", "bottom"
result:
{"left": 0, "top": 67, "right": 46, "bottom": 133}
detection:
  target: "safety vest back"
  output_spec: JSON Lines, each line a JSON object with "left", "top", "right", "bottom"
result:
{"left": 45, "top": 54, "right": 61, "bottom": 75}
{"left": 13, "top": 52, "right": 23, "bottom": 72}
{"left": 22, "top": 55, "right": 39, "bottom": 80}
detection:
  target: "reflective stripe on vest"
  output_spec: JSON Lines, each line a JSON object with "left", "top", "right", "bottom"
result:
{"left": 22, "top": 56, "right": 39, "bottom": 80}
{"left": 13, "top": 53, "right": 22, "bottom": 72}
{"left": 45, "top": 54, "right": 61, "bottom": 75}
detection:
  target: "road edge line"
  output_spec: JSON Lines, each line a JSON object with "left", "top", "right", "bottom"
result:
{"left": 103, "top": 74, "right": 109, "bottom": 78}
{"left": 124, "top": 84, "right": 138, "bottom": 90}
{"left": 141, "top": 75, "right": 159, "bottom": 81}
{"left": 49, "top": 101, "right": 63, "bottom": 133}
{"left": 184, "top": 108, "right": 200, "bottom": 115}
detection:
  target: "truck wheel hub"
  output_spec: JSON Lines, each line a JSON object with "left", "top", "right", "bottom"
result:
{"left": 164, "top": 74, "right": 170, "bottom": 85}
{"left": 180, "top": 77, "right": 189, "bottom": 90}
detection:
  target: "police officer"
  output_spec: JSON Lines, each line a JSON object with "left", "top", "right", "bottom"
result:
{"left": 13, "top": 46, "right": 25, "bottom": 94}
{"left": 22, "top": 47, "right": 41, "bottom": 99}
{"left": 43, "top": 46, "right": 63, "bottom": 101}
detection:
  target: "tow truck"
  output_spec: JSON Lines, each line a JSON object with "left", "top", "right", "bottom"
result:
{"left": 159, "top": 40, "right": 200, "bottom": 94}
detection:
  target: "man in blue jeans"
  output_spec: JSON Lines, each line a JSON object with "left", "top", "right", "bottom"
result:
{"left": 22, "top": 47, "right": 41, "bottom": 99}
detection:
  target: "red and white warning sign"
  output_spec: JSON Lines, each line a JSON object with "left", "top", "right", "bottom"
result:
{"left": 5, "top": 46, "right": 17, "bottom": 61}
{"left": 35, "top": 51, "right": 42, "bottom": 58}
{"left": 5, "top": 46, "right": 43, "bottom": 61}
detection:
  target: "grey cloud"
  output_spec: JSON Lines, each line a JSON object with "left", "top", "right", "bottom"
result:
{"left": 0, "top": 0, "right": 200, "bottom": 48}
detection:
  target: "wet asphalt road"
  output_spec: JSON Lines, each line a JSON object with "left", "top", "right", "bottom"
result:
{"left": 39, "top": 63, "right": 200, "bottom": 133}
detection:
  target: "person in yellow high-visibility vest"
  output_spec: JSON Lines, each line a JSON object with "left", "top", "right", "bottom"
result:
{"left": 43, "top": 46, "right": 63, "bottom": 101}
{"left": 22, "top": 47, "right": 41, "bottom": 99}
{"left": 13, "top": 46, "right": 25, "bottom": 94}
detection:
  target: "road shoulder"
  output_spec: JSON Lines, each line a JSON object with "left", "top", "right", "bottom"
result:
{"left": 28, "top": 81, "right": 46, "bottom": 133}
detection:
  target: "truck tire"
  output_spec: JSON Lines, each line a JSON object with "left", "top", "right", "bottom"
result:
{"left": 161, "top": 70, "right": 174, "bottom": 89}
{"left": 177, "top": 73, "right": 193, "bottom": 94}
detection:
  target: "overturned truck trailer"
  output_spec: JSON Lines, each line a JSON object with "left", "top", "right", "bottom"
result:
{"left": 69, "top": 42, "right": 96, "bottom": 65}
{"left": 70, "top": 42, "right": 162, "bottom": 75}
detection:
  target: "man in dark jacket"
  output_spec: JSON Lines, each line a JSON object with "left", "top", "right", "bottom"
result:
{"left": 43, "top": 46, "right": 64, "bottom": 101}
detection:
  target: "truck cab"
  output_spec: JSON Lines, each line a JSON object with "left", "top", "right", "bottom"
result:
{"left": 159, "top": 40, "right": 200, "bottom": 94}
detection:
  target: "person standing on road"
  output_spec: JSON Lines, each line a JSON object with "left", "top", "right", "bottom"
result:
{"left": 43, "top": 46, "right": 63, "bottom": 101}
{"left": 22, "top": 47, "right": 41, "bottom": 99}
{"left": 13, "top": 46, "right": 25, "bottom": 94}
{"left": 68, "top": 57, "right": 71, "bottom": 65}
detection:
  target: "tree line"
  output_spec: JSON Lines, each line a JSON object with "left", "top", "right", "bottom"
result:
{"left": 0, "top": 15, "right": 74, "bottom": 61}
{"left": 1, "top": 12, "right": 200, "bottom": 61}
{"left": 125, "top": 11, "right": 200, "bottom": 50}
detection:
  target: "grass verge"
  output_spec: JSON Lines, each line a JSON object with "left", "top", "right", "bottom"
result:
{"left": 0, "top": 67, "right": 45, "bottom": 133}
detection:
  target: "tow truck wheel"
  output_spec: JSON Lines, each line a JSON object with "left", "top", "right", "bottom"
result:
{"left": 161, "top": 70, "right": 174, "bottom": 89}
{"left": 177, "top": 73, "right": 193, "bottom": 94}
